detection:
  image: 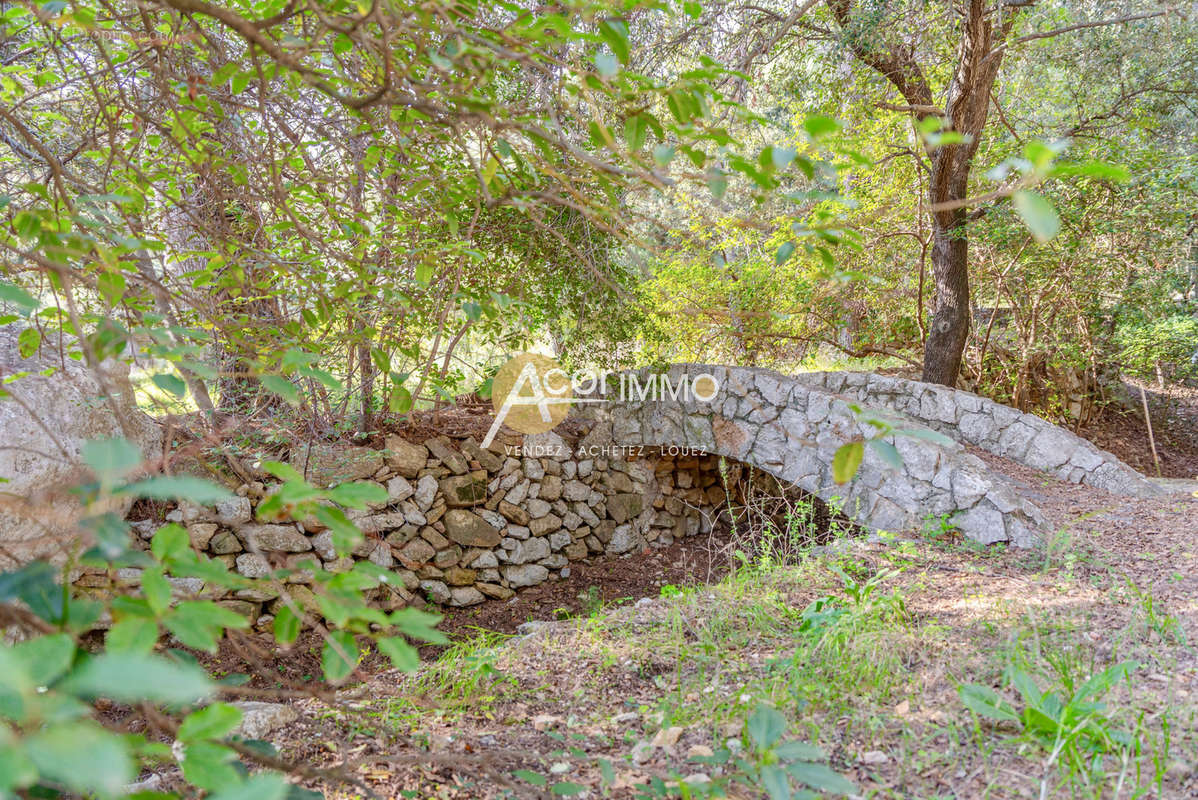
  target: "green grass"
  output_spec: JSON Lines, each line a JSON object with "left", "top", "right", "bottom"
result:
{"left": 338, "top": 523, "right": 1192, "bottom": 799}
{"left": 384, "top": 628, "right": 517, "bottom": 726}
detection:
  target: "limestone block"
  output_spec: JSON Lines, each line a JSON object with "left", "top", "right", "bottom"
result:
{"left": 290, "top": 443, "right": 383, "bottom": 487}
{"left": 384, "top": 436, "right": 429, "bottom": 478}
{"left": 443, "top": 509, "right": 502, "bottom": 547}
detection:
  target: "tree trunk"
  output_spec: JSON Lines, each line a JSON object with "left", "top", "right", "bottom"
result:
{"left": 358, "top": 338, "right": 374, "bottom": 432}
{"left": 922, "top": 205, "right": 971, "bottom": 385}
{"left": 826, "top": 0, "right": 1012, "bottom": 388}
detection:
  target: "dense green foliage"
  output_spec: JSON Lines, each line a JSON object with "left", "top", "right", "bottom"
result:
{"left": 636, "top": 0, "right": 1196, "bottom": 415}
{"left": 0, "top": 0, "right": 1194, "bottom": 796}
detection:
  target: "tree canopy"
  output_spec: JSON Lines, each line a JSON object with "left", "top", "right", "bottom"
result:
{"left": 0, "top": 1, "right": 1195, "bottom": 795}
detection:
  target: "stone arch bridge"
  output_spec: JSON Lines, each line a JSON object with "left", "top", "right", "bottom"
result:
{"left": 574, "top": 366, "right": 1178, "bottom": 547}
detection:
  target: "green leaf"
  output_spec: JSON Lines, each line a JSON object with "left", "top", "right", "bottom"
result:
{"left": 389, "top": 606, "right": 448, "bottom": 644}
{"left": 142, "top": 566, "right": 173, "bottom": 614}
{"left": 706, "top": 168, "right": 727, "bottom": 200}
{"left": 285, "top": 784, "right": 324, "bottom": 800}
{"left": 893, "top": 427, "right": 956, "bottom": 447}
{"left": 598, "top": 758, "right": 615, "bottom": 785}
{"left": 0, "top": 644, "right": 32, "bottom": 701}
{"left": 388, "top": 385, "right": 413, "bottom": 414}
{"left": 262, "top": 461, "right": 305, "bottom": 483}
{"left": 313, "top": 506, "right": 362, "bottom": 555}
{"left": 106, "top": 617, "right": 160, "bottom": 653}
{"left": 1075, "top": 661, "right": 1138, "bottom": 703}
{"left": 208, "top": 774, "right": 289, "bottom": 800}
{"left": 958, "top": 684, "right": 1019, "bottom": 722}
{"left": 260, "top": 374, "right": 301, "bottom": 405}
{"left": 551, "top": 782, "right": 587, "bottom": 796}
{"left": 81, "top": 511, "right": 131, "bottom": 559}
{"left": 652, "top": 144, "right": 675, "bottom": 167}
{"left": 0, "top": 561, "right": 64, "bottom": 623}
{"left": 803, "top": 115, "right": 840, "bottom": 139}
{"left": 831, "top": 441, "right": 864, "bottom": 484}
{"left": 594, "top": 50, "right": 618, "bottom": 77}
{"left": 321, "top": 630, "right": 359, "bottom": 682}
{"left": 747, "top": 705, "right": 787, "bottom": 750}
{"left": 917, "top": 115, "right": 944, "bottom": 135}
{"left": 0, "top": 729, "right": 36, "bottom": 792}
{"left": 181, "top": 739, "right": 241, "bottom": 792}
{"left": 924, "top": 130, "right": 969, "bottom": 147}
{"left": 460, "top": 300, "right": 483, "bottom": 321}
{"left": 774, "top": 741, "right": 826, "bottom": 761}
{"left": 82, "top": 436, "right": 142, "bottom": 482}
{"left": 178, "top": 702, "right": 244, "bottom": 741}
{"left": 624, "top": 114, "right": 648, "bottom": 152}
{"left": 152, "top": 523, "right": 191, "bottom": 562}
{"left": 17, "top": 327, "right": 39, "bottom": 358}
{"left": 1012, "top": 190, "right": 1060, "bottom": 243}
{"left": 231, "top": 71, "right": 253, "bottom": 94}
{"left": 25, "top": 722, "right": 133, "bottom": 795}
{"left": 775, "top": 241, "right": 795, "bottom": 265}
{"left": 1050, "top": 160, "right": 1130, "bottom": 182}
{"left": 97, "top": 271, "right": 126, "bottom": 305}
{"left": 761, "top": 764, "right": 791, "bottom": 800}
{"left": 13, "top": 633, "right": 75, "bottom": 686}
{"left": 0, "top": 280, "right": 38, "bottom": 315}
{"left": 124, "top": 475, "right": 234, "bottom": 504}
{"left": 786, "top": 760, "right": 856, "bottom": 795}
{"left": 771, "top": 146, "right": 796, "bottom": 170}
{"left": 273, "top": 605, "right": 301, "bottom": 645}
{"left": 377, "top": 636, "right": 420, "bottom": 672}
{"left": 513, "top": 769, "right": 548, "bottom": 787}
{"left": 866, "top": 439, "right": 903, "bottom": 470}
{"left": 328, "top": 479, "right": 383, "bottom": 510}
{"left": 598, "top": 19, "right": 629, "bottom": 63}
{"left": 152, "top": 372, "right": 188, "bottom": 397}
{"left": 1023, "top": 140, "right": 1064, "bottom": 169}
{"left": 369, "top": 347, "right": 391, "bottom": 374}
{"left": 165, "top": 601, "right": 250, "bottom": 653}
{"left": 62, "top": 652, "right": 214, "bottom": 705}
{"left": 1007, "top": 668, "right": 1043, "bottom": 706}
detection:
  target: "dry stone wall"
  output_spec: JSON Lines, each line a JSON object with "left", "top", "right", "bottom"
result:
{"left": 78, "top": 433, "right": 727, "bottom": 624}
{"left": 49, "top": 365, "right": 1176, "bottom": 616}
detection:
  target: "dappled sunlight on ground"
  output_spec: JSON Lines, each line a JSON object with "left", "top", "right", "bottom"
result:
{"left": 258, "top": 456, "right": 1198, "bottom": 798}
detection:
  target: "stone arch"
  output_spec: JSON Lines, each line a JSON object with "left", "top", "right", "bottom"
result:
{"left": 577, "top": 365, "right": 1054, "bottom": 546}
{"left": 789, "top": 371, "right": 1166, "bottom": 497}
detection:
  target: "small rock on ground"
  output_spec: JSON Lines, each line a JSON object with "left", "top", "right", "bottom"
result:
{"left": 232, "top": 701, "right": 299, "bottom": 739}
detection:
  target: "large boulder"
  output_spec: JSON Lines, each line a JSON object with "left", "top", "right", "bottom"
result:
{"left": 0, "top": 327, "right": 161, "bottom": 566}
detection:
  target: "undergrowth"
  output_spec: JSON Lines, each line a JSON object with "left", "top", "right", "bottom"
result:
{"left": 361, "top": 484, "right": 1191, "bottom": 798}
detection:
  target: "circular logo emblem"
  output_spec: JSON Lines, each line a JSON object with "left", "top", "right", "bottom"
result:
{"left": 490, "top": 352, "right": 573, "bottom": 435}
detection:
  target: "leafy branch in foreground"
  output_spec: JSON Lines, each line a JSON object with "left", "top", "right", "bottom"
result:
{"left": 0, "top": 436, "right": 445, "bottom": 797}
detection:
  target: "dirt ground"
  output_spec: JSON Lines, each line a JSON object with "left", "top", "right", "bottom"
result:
{"left": 180, "top": 384, "right": 1198, "bottom": 799}
{"left": 1079, "top": 380, "right": 1198, "bottom": 480}
{"left": 200, "top": 453, "right": 1197, "bottom": 799}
